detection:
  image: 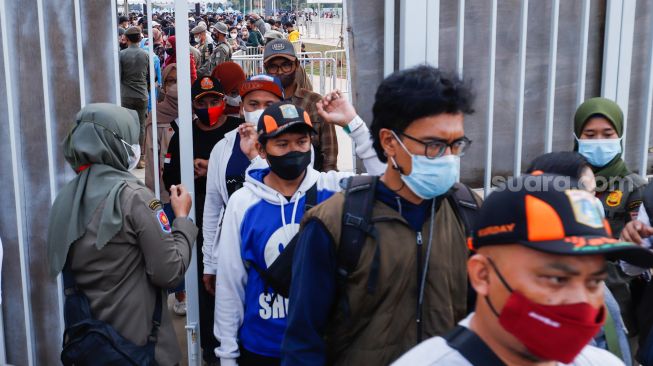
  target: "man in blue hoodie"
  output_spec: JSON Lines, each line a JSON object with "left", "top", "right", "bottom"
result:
{"left": 213, "top": 101, "right": 385, "bottom": 366}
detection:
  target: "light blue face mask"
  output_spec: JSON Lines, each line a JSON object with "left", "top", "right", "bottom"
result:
{"left": 575, "top": 135, "right": 622, "bottom": 168}
{"left": 391, "top": 131, "right": 460, "bottom": 199}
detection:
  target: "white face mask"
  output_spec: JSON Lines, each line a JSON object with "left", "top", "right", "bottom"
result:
{"left": 225, "top": 95, "right": 242, "bottom": 107}
{"left": 230, "top": 32, "right": 238, "bottom": 39}
{"left": 121, "top": 139, "right": 141, "bottom": 171}
{"left": 194, "top": 36, "right": 201, "bottom": 44}
{"left": 243, "top": 108, "right": 265, "bottom": 124}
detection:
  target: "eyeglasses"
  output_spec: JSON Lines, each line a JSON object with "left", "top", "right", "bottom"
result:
{"left": 396, "top": 131, "right": 472, "bottom": 159}
{"left": 265, "top": 61, "right": 294, "bottom": 74}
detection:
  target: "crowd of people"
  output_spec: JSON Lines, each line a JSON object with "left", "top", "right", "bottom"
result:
{"left": 46, "top": 9, "right": 653, "bottom": 366}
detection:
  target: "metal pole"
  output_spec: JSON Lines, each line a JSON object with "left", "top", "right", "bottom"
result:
{"left": 0, "top": 301, "right": 6, "bottom": 364}
{"left": 342, "top": 0, "right": 356, "bottom": 173}
{"left": 639, "top": 13, "right": 653, "bottom": 175}
{"left": 317, "top": 1, "right": 321, "bottom": 38}
{"left": 74, "top": 0, "right": 86, "bottom": 107}
{"left": 456, "top": 0, "right": 465, "bottom": 79}
{"left": 384, "top": 0, "right": 394, "bottom": 76}
{"left": 483, "top": 0, "right": 497, "bottom": 195}
{"left": 112, "top": 0, "right": 122, "bottom": 104}
{"left": 543, "top": 0, "right": 559, "bottom": 153}
{"left": 426, "top": 0, "right": 439, "bottom": 67}
{"left": 174, "top": 0, "right": 201, "bottom": 364}
{"left": 0, "top": 0, "right": 36, "bottom": 363}
{"left": 617, "top": 0, "right": 636, "bottom": 161}
{"left": 513, "top": 0, "right": 528, "bottom": 177}
{"left": 576, "top": 0, "right": 590, "bottom": 107}
{"left": 147, "top": 0, "right": 161, "bottom": 200}
{"left": 36, "top": 0, "right": 66, "bottom": 342}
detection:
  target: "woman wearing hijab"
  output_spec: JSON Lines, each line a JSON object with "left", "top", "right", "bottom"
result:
{"left": 151, "top": 27, "right": 165, "bottom": 65}
{"left": 163, "top": 35, "right": 198, "bottom": 84}
{"left": 573, "top": 97, "right": 646, "bottom": 236}
{"left": 47, "top": 103, "right": 197, "bottom": 365}
{"left": 145, "top": 63, "right": 178, "bottom": 203}
{"left": 574, "top": 97, "right": 648, "bottom": 364}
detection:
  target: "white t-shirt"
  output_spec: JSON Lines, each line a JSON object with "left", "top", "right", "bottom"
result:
{"left": 391, "top": 314, "right": 624, "bottom": 366}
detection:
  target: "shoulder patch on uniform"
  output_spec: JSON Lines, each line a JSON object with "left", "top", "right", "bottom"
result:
{"left": 156, "top": 209, "right": 172, "bottom": 233}
{"left": 148, "top": 199, "right": 163, "bottom": 211}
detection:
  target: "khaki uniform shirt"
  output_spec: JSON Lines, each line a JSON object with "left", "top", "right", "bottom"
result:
{"left": 68, "top": 181, "right": 198, "bottom": 366}
{"left": 197, "top": 41, "right": 232, "bottom": 77}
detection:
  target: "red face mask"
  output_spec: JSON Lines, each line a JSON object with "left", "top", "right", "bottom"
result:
{"left": 195, "top": 102, "right": 226, "bottom": 127}
{"left": 486, "top": 258, "right": 605, "bottom": 364}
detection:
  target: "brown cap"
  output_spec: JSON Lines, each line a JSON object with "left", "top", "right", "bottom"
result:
{"left": 191, "top": 22, "right": 207, "bottom": 34}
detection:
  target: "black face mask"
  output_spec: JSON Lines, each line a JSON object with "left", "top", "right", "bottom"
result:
{"left": 278, "top": 71, "right": 296, "bottom": 88}
{"left": 120, "top": 43, "right": 128, "bottom": 50}
{"left": 165, "top": 47, "right": 174, "bottom": 56}
{"left": 267, "top": 150, "right": 311, "bottom": 180}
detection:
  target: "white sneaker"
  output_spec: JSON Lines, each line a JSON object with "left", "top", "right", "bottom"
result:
{"left": 173, "top": 298, "right": 187, "bottom": 316}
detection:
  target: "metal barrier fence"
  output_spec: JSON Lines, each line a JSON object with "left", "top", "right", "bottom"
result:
{"left": 19, "top": 1, "right": 653, "bottom": 364}
{"left": 390, "top": 0, "right": 653, "bottom": 195}
{"left": 324, "top": 49, "right": 350, "bottom": 96}
{"left": 232, "top": 51, "right": 346, "bottom": 97}
{"left": 298, "top": 17, "right": 343, "bottom": 40}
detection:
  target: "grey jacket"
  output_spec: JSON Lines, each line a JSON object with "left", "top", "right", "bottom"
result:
{"left": 68, "top": 181, "right": 197, "bottom": 365}
{"left": 120, "top": 44, "right": 149, "bottom": 100}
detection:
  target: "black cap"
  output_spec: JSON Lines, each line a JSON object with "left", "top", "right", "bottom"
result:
{"left": 469, "top": 174, "right": 653, "bottom": 268}
{"left": 257, "top": 101, "right": 316, "bottom": 140}
{"left": 191, "top": 76, "right": 224, "bottom": 101}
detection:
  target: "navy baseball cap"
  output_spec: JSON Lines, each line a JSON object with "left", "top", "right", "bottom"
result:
{"left": 257, "top": 101, "right": 316, "bottom": 140}
{"left": 191, "top": 76, "right": 224, "bottom": 101}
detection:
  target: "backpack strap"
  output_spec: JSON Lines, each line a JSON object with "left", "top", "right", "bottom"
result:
{"left": 245, "top": 182, "right": 319, "bottom": 300}
{"left": 443, "top": 325, "right": 506, "bottom": 366}
{"left": 446, "top": 183, "right": 479, "bottom": 237}
{"left": 336, "top": 175, "right": 379, "bottom": 317}
{"left": 304, "top": 182, "right": 319, "bottom": 211}
{"left": 146, "top": 290, "right": 163, "bottom": 347}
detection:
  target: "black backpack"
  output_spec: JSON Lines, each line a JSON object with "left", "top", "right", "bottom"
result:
{"left": 60, "top": 262, "right": 161, "bottom": 366}
{"left": 252, "top": 176, "right": 479, "bottom": 303}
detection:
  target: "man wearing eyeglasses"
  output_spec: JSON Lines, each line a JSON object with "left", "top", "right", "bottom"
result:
{"left": 281, "top": 65, "right": 479, "bottom": 366}
{"left": 162, "top": 75, "right": 242, "bottom": 365}
{"left": 263, "top": 39, "right": 338, "bottom": 172}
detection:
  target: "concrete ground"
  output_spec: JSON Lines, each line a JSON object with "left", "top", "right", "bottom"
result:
{"left": 168, "top": 294, "right": 191, "bottom": 366}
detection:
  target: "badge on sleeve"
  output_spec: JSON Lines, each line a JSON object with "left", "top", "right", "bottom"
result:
{"left": 148, "top": 199, "right": 163, "bottom": 211}
{"left": 156, "top": 209, "right": 172, "bottom": 233}
{"left": 606, "top": 190, "right": 623, "bottom": 207}
{"left": 565, "top": 190, "right": 604, "bottom": 228}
